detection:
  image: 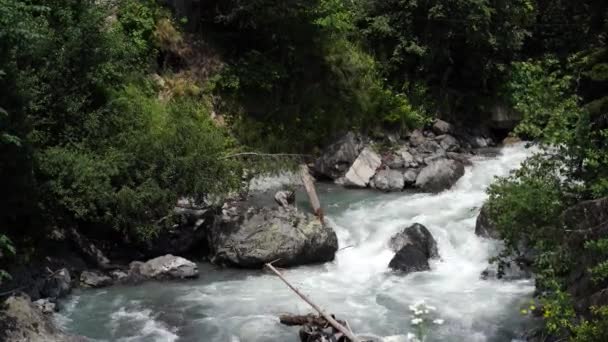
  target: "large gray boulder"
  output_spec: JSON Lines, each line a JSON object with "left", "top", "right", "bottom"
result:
{"left": 415, "top": 159, "right": 465, "bottom": 192}
{"left": 371, "top": 169, "right": 404, "bottom": 192}
{"left": 432, "top": 119, "right": 453, "bottom": 135}
{"left": 475, "top": 204, "right": 500, "bottom": 239}
{"left": 313, "top": 132, "right": 363, "bottom": 179}
{"left": 41, "top": 268, "right": 71, "bottom": 299}
{"left": 342, "top": 147, "right": 382, "bottom": 188}
{"left": 0, "top": 294, "right": 86, "bottom": 342}
{"left": 388, "top": 223, "right": 439, "bottom": 274}
{"left": 209, "top": 207, "right": 338, "bottom": 268}
{"left": 129, "top": 255, "right": 199, "bottom": 281}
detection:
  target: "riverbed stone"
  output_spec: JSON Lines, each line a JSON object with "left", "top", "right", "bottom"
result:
{"left": 80, "top": 270, "right": 113, "bottom": 288}
{"left": 389, "top": 223, "right": 439, "bottom": 274}
{"left": 432, "top": 119, "right": 453, "bottom": 135}
{"left": 0, "top": 294, "right": 86, "bottom": 342}
{"left": 437, "top": 134, "right": 460, "bottom": 152}
{"left": 397, "top": 147, "right": 417, "bottom": 168}
{"left": 209, "top": 206, "right": 338, "bottom": 268}
{"left": 415, "top": 159, "right": 465, "bottom": 192}
{"left": 129, "top": 254, "right": 199, "bottom": 280}
{"left": 403, "top": 169, "right": 419, "bottom": 185}
{"left": 371, "top": 169, "right": 404, "bottom": 192}
{"left": 313, "top": 132, "right": 363, "bottom": 180}
{"left": 343, "top": 147, "right": 382, "bottom": 188}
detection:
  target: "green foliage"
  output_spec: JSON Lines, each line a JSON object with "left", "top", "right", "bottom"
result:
{"left": 504, "top": 59, "right": 581, "bottom": 143}
{"left": 203, "top": 0, "right": 423, "bottom": 152}
{"left": 359, "top": 0, "right": 536, "bottom": 117}
{"left": 0, "top": 0, "right": 242, "bottom": 246}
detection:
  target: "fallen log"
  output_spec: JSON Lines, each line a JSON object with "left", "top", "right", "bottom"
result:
{"left": 279, "top": 313, "right": 345, "bottom": 327}
{"left": 265, "top": 262, "right": 360, "bottom": 342}
{"left": 299, "top": 165, "right": 324, "bottom": 224}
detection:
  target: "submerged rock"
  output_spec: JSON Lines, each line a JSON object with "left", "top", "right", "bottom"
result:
{"left": 313, "top": 132, "right": 363, "bottom": 180}
{"left": 0, "top": 294, "right": 86, "bottom": 342}
{"left": 371, "top": 169, "right": 404, "bottom": 192}
{"left": 209, "top": 206, "right": 338, "bottom": 268}
{"left": 415, "top": 159, "right": 465, "bottom": 192}
{"left": 129, "top": 254, "right": 199, "bottom": 281}
{"left": 343, "top": 147, "right": 382, "bottom": 188}
{"left": 388, "top": 223, "right": 439, "bottom": 274}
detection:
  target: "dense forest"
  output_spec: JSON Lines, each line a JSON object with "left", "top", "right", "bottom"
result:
{"left": 1, "top": 0, "right": 607, "bottom": 341}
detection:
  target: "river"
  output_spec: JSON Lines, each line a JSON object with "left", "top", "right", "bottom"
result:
{"left": 55, "top": 143, "right": 536, "bottom": 342}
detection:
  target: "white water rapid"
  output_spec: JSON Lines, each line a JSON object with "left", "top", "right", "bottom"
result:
{"left": 56, "top": 144, "right": 537, "bottom": 342}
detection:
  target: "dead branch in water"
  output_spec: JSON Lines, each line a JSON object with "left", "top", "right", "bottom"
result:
{"left": 265, "top": 262, "right": 360, "bottom": 342}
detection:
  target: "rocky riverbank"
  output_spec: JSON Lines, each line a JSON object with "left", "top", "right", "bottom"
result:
{"left": 312, "top": 119, "right": 498, "bottom": 193}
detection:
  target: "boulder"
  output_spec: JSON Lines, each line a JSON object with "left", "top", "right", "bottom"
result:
{"left": 33, "top": 298, "right": 56, "bottom": 314}
{"left": 386, "top": 154, "right": 404, "bottom": 169}
{"left": 343, "top": 147, "right": 382, "bottom": 188}
{"left": 209, "top": 206, "right": 338, "bottom": 268}
{"left": 475, "top": 204, "right": 500, "bottom": 239}
{"left": 389, "top": 223, "right": 439, "bottom": 257}
{"left": 415, "top": 159, "right": 465, "bottom": 192}
{"left": 432, "top": 119, "right": 453, "bottom": 135}
{"left": 129, "top": 255, "right": 199, "bottom": 281}
{"left": 41, "top": 268, "right": 71, "bottom": 299}
{"left": 415, "top": 140, "right": 443, "bottom": 155}
{"left": 80, "top": 270, "right": 113, "bottom": 288}
{"left": 447, "top": 152, "right": 473, "bottom": 166}
{"left": 397, "top": 147, "right": 417, "bottom": 168}
{"left": 371, "top": 169, "right": 405, "bottom": 192}
{"left": 408, "top": 129, "right": 426, "bottom": 146}
{"left": 0, "top": 294, "right": 86, "bottom": 342}
{"left": 313, "top": 132, "right": 363, "bottom": 180}
{"left": 437, "top": 134, "right": 460, "bottom": 152}
{"left": 388, "top": 223, "right": 439, "bottom": 274}
{"left": 388, "top": 245, "right": 432, "bottom": 274}
{"left": 274, "top": 190, "right": 296, "bottom": 208}
{"left": 403, "top": 169, "right": 419, "bottom": 185}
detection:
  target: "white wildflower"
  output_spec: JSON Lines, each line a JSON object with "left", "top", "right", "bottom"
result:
{"left": 414, "top": 309, "right": 422, "bottom": 315}
{"left": 411, "top": 318, "right": 423, "bottom": 325}
{"left": 409, "top": 305, "right": 417, "bottom": 312}
{"left": 433, "top": 318, "right": 444, "bottom": 325}
{"left": 426, "top": 305, "right": 436, "bottom": 311}
{"left": 423, "top": 309, "right": 429, "bottom": 314}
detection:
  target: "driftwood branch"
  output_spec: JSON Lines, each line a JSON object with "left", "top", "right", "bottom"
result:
{"left": 265, "top": 262, "right": 359, "bottom": 342}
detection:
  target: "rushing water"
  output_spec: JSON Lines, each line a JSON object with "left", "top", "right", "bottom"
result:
{"left": 56, "top": 144, "right": 537, "bottom": 342}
